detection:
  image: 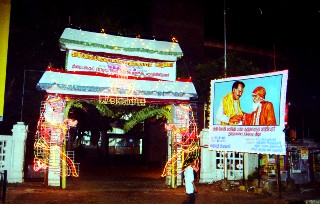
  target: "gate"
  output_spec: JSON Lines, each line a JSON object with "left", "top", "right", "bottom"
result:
{"left": 215, "top": 151, "right": 244, "bottom": 180}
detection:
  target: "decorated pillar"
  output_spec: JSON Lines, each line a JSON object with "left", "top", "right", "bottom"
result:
{"left": 47, "top": 128, "right": 62, "bottom": 186}
{"left": 163, "top": 104, "right": 199, "bottom": 187}
{"left": 45, "top": 97, "right": 66, "bottom": 186}
{"left": 33, "top": 95, "right": 79, "bottom": 187}
{"left": 172, "top": 105, "right": 187, "bottom": 186}
{"left": 165, "top": 129, "right": 172, "bottom": 186}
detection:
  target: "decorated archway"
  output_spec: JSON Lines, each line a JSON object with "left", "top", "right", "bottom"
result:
{"left": 34, "top": 28, "right": 199, "bottom": 188}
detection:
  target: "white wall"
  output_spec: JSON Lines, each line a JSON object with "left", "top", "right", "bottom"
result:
{"left": 199, "top": 128, "right": 258, "bottom": 183}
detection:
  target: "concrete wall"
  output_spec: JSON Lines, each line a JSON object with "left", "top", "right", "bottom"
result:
{"left": 199, "top": 128, "right": 258, "bottom": 183}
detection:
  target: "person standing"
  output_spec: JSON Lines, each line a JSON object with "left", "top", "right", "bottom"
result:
{"left": 183, "top": 159, "right": 198, "bottom": 204}
{"left": 243, "top": 86, "right": 276, "bottom": 125}
{"left": 216, "top": 81, "right": 245, "bottom": 125}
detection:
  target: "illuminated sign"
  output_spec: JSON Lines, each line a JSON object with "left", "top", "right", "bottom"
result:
{"left": 98, "top": 96, "right": 146, "bottom": 106}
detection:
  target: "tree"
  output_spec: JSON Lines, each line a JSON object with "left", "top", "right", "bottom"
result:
{"left": 193, "top": 52, "right": 261, "bottom": 103}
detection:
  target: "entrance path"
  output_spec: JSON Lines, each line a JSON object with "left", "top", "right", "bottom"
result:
{"left": 4, "top": 156, "right": 320, "bottom": 203}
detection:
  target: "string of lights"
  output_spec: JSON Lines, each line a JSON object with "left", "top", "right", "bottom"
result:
{"left": 33, "top": 95, "right": 79, "bottom": 177}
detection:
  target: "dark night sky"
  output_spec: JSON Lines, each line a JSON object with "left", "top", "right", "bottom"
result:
{"left": 10, "top": 1, "right": 320, "bottom": 72}
{"left": 2, "top": 0, "right": 320, "bottom": 135}
{"left": 10, "top": 0, "right": 320, "bottom": 73}
{"left": 206, "top": 1, "right": 320, "bottom": 69}
{"left": 205, "top": 1, "right": 320, "bottom": 105}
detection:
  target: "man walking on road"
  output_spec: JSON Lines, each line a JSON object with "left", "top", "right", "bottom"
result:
{"left": 183, "top": 159, "right": 199, "bottom": 204}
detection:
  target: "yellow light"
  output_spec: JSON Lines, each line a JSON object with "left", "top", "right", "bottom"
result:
{"left": 171, "top": 36, "right": 178, "bottom": 43}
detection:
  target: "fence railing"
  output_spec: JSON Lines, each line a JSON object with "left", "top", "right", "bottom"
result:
{"left": 0, "top": 122, "right": 28, "bottom": 183}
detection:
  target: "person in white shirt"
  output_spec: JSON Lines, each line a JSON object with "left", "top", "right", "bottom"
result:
{"left": 183, "top": 159, "right": 199, "bottom": 204}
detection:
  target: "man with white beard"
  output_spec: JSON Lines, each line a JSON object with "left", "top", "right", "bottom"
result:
{"left": 242, "top": 86, "right": 276, "bottom": 126}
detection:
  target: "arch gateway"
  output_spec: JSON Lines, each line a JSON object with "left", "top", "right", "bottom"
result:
{"left": 35, "top": 28, "right": 199, "bottom": 188}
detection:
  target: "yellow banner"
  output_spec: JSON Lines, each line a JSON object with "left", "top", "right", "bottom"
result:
{"left": 0, "top": 0, "right": 11, "bottom": 121}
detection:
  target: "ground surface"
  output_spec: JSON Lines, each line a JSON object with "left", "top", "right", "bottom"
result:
{"left": 4, "top": 156, "right": 320, "bottom": 204}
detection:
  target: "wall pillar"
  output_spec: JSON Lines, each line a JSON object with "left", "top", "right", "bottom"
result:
{"left": 199, "top": 128, "right": 215, "bottom": 183}
{"left": 10, "top": 121, "right": 28, "bottom": 183}
{"left": 244, "top": 153, "right": 258, "bottom": 180}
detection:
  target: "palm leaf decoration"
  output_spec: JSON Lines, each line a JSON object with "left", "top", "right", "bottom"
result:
{"left": 123, "top": 105, "right": 172, "bottom": 132}
{"left": 65, "top": 99, "right": 114, "bottom": 118}
{"left": 64, "top": 100, "right": 83, "bottom": 118}
{"left": 85, "top": 100, "right": 114, "bottom": 117}
{"left": 66, "top": 100, "right": 172, "bottom": 133}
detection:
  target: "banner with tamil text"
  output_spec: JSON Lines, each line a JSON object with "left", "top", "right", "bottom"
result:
{"left": 65, "top": 50, "right": 177, "bottom": 81}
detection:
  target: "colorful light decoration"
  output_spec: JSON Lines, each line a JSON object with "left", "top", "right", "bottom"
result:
{"left": 98, "top": 63, "right": 149, "bottom": 107}
{"left": 171, "top": 36, "right": 178, "bottom": 43}
{"left": 110, "top": 63, "right": 136, "bottom": 95}
{"left": 33, "top": 94, "right": 79, "bottom": 177}
{"left": 35, "top": 83, "right": 197, "bottom": 179}
{"left": 161, "top": 104, "right": 200, "bottom": 177}
{"left": 37, "top": 67, "right": 197, "bottom": 102}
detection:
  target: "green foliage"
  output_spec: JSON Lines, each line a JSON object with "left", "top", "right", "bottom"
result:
{"left": 65, "top": 99, "right": 114, "bottom": 118}
{"left": 85, "top": 100, "right": 114, "bottom": 117}
{"left": 123, "top": 105, "right": 172, "bottom": 132}
{"left": 221, "top": 53, "right": 260, "bottom": 77}
{"left": 194, "top": 52, "right": 261, "bottom": 102}
{"left": 66, "top": 100, "right": 172, "bottom": 133}
{"left": 64, "top": 100, "right": 83, "bottom": 118}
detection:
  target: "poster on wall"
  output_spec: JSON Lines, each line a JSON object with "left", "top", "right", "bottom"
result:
{"left": 65, "top": 50, "right": 177, "bottom": 81}
{"left": 209, "top": 70, "right": 288, "bottom": 155}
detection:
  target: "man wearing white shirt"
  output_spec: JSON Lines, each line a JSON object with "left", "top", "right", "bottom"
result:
{"left": 183, "top": 159, "right": 198, "bottom": 204}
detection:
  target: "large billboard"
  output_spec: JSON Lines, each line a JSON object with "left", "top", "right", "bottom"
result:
{"left": 0, "top": 0, "right": 11, "bottom": 121}
{"left": 65, "top": 50, "right": 177, "bottom": 81}
{"left": 209, "top": 70, "right": 288, "bottom": 155}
